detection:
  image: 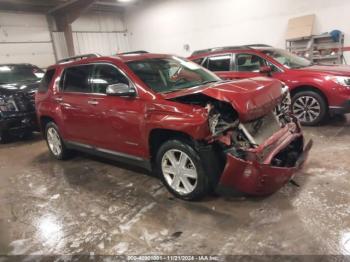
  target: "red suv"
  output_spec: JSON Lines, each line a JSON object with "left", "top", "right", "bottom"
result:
{"left": 36, "top": 53, "right": 311, "bottom": 200}
{"left": 188, "top": 45, "right": 350, "bottom": 126}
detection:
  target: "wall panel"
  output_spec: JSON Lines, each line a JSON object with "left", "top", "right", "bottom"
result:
{"left": 0, "top": 11, "right": 55, "bottom": 68}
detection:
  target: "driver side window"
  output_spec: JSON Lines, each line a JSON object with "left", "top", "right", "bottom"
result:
{"left": 91, "top": 64, "right": 129, "bottom": 94}
{"left": 235, "top": 53, "right": 266, "bottom": 72}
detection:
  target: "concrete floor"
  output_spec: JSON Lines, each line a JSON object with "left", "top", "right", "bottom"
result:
{"left": 0, "top": 115, "right": 349, "bottom": 257}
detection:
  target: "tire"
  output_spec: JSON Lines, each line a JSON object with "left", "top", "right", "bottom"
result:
{"left": 291, "top": 91, "right": 327, "bottom": 126}
{"left": 19, "top": 130, "right": 33, "bottom": 140}
{"left": 45, "top": 122, "right": 70, "bottom": 160}
{"left": 155, "top": 139, "right": 213, "bottom": 201}
{"left": 0, "top": 130, "right": 9, "bottom": 144}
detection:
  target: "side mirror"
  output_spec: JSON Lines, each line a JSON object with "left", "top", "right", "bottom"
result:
{"left": 106, "top": 83, "right": 136, "bottom": 97}
{"left": 259, "top": 65, "right": 272, "bottom": 76}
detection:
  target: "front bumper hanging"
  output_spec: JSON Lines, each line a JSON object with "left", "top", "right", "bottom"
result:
{"left": 217, "top": 122, "right": 313, "bottom": 196}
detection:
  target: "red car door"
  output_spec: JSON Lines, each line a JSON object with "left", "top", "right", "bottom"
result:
{"left": 220, "top": 52, "right": 267, "bottom": 80}
{"left": 57, "top": 64, "right": 95, "bottom": 144}
{"left": 87, "top": 63, "right": 145, "bottom": 158}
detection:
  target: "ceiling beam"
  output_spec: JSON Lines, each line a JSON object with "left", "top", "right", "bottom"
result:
{"left": 51, "top": 0, "right": 96, "bottom": 30}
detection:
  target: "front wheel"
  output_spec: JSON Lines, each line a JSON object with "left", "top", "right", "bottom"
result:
{"left": 155, "top": 139, "right": 212, "bottom": 201}
{"left": 0, "top": 130, "right": 9, "bottom": 144}
{"left": 292, "top": 91, "right": 327, "bottom": 126}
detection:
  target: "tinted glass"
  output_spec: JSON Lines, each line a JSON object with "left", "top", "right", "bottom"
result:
{"left": 207, "top": 55, "right": 231, "bottom": 71}
{"left": 127, "top": 56, "right": 219, "bottom": 93}
{"left": 38, "top": 69, "right": 55, "bottom": 93}
{"left": 262, "top": 48, "right": 312, "bottom": 68}
{"left": 63, "top": 65, "right": 92, "bottom": 93}
{"left": 236, "top": 54, "right": 266, "bottom": 72}
{"left": 0, "top": 64, "right": 44, "bottom": 84}
{"left": 91, "top": 64, "right": 129, "bottom": 94}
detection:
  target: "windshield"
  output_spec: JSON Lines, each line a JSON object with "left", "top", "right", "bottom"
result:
{"left": 0, "top": 65, "right": 44, "bottom": 85}
{"left": 127, "top": 56, "right": 220, "bottom": 93}
{"left": 262, "top": 48, "right": 312, "bottom": 69}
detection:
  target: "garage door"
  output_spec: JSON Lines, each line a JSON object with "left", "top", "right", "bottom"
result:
{"left": 0, "top": 12, "right": 56, "bottom": 68}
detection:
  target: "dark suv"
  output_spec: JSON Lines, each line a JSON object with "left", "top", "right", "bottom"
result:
{"left": 36, "top": 53, "right": 311, "bottom": 200}
{"left": 0, "top": 64, "right": 44, "bottom": 142}
{"left": 188, "top": 45, "right": 350, "bottom": 126}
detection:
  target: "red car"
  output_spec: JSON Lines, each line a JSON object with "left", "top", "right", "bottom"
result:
{"left": 188, "top": 45, "right": 350, "bottom": 126}
{"left": 36, "top": 53, "right": 312, "bottom": 200}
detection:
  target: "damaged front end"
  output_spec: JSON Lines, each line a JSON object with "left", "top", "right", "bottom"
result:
{"left": 170, "top": 84, "right": 312, "bottom": 195}
{"left": 208, "top": 88, "right": 312, "bottom": 195}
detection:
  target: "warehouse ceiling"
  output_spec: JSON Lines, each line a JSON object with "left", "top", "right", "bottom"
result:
{"left": 0, "top": 0, "right": 130, "bottom": 13}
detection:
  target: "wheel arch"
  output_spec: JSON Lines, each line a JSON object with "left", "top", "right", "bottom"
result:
{"left": 290, "top": 85, "right": 329, "bottom": 108}
{"left": 39, "top": 116, "right": 56, "bottom": 134}
{"left": 148, "top": 128, "right": 195, "bottom": 162}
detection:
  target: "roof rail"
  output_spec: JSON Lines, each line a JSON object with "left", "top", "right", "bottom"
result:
{"left": 118, "top": 50, "right": 149, "bottom": 55}
{"left": 191, "top": 44, "right": 272, "bottom": 55}
{"left": 57, "top": 53, "right": 101, "bottom": 64}
{"left": 246, "top": 44, "right": 273, "bottom": 48}
{"left": 191, "top": 46, "right": 250, "bottom": 56}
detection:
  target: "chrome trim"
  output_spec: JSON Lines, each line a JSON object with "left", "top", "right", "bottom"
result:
{"left": 96, "top": 147, "right": 144, "bottom": 161}
{"left": 87, "top": 100, "right": 99, "bottom": 105}
{"left": 125, "top": 141, "right": 139, "bottom": 146}
{"left": 67, "top": 140, "right": 93, "bottom": 149}
{"left": 66, "top": 140, "right": 144, "bottom": 162}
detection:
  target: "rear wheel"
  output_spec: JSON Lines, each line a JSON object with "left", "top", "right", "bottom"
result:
{"left": 19, "top": 130, "right": 33, "bottom": 140}
{"left": 156, "top": 139, "right": 212, "bottom": 201}
{"left": 0, "top": 130, "right": 9, "bottom": 144}
{"left": 45, "top": 122, "right": 70, "bottom": 160}
{"left": 292, "top": 91, "right": 327, "bottom": 126}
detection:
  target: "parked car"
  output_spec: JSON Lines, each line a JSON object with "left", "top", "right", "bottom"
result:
{"left": 188, "top": 45, "right": 350, "bottom": 126}
{"left": 0, "top": 64, "right": 44, "bottom": 142}
{"left": 36, "top": 53, "right": 312, "bottom": 200}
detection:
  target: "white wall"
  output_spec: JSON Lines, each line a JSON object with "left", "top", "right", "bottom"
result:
{"left": 0, "top": 11, "right": 56, "bottom": 68}
{"left": 72, "top": 12, "right": 130, "bottom": 56}
{"left": 0, "top": 11, "right": 130, "bottom": 67}
{"left": 125, "top": 0, "right": 350, "bottom": 61}
{"left": 52, "top": 12, "right": 130, "bottom": 60}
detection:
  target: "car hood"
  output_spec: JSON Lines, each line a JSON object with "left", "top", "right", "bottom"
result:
{"left": 162, "top": 77, "right": 283, "bottom": 122}
{"left": 295, "top": 64, "right": 350, "bottom": 76}
{"left": 0, "top": 81, "right": 40, "bottom": 95}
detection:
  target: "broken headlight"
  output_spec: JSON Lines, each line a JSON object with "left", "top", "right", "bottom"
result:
{"left": 0, "top": 97, "right": 18, "bottom": 112}
{"left": 207, "top": 102, "right": 238, "bottom": 136}
{"left": 274, "top": 84, "right": 292, "bottom": 126}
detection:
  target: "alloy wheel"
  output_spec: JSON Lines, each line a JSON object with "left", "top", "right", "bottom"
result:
{"left": 161, "top": 149, "right": 198, "bottom": 195}
{"left": 47, "top": 127, "right": 62, "bottom": 156}
{"left": 292, "top": 95, "right": 321, "bottom": 123}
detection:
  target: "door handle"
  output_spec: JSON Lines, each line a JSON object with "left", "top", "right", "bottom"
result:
{"left": 87, "top": 100, "right": 99, "bottom": 105}
{"left": 54, "top": 97, "right": 63, "bottom": 102}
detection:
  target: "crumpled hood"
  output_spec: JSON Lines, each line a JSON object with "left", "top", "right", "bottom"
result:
{"left": 296, "top": 64, "right": 350, "bottom": 76}
{"left": 163, "top": 77, "right": 283, "bottom": 121}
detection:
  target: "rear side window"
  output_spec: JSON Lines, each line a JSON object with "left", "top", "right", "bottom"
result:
{"left": 62, "top": 65, "right": 93, "bottom": 93}
{"left": 205, "top": 55, "right": 231, "bottom": 71}
{"left": 38, "top": 69, "right": 55, "bottom": 93}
